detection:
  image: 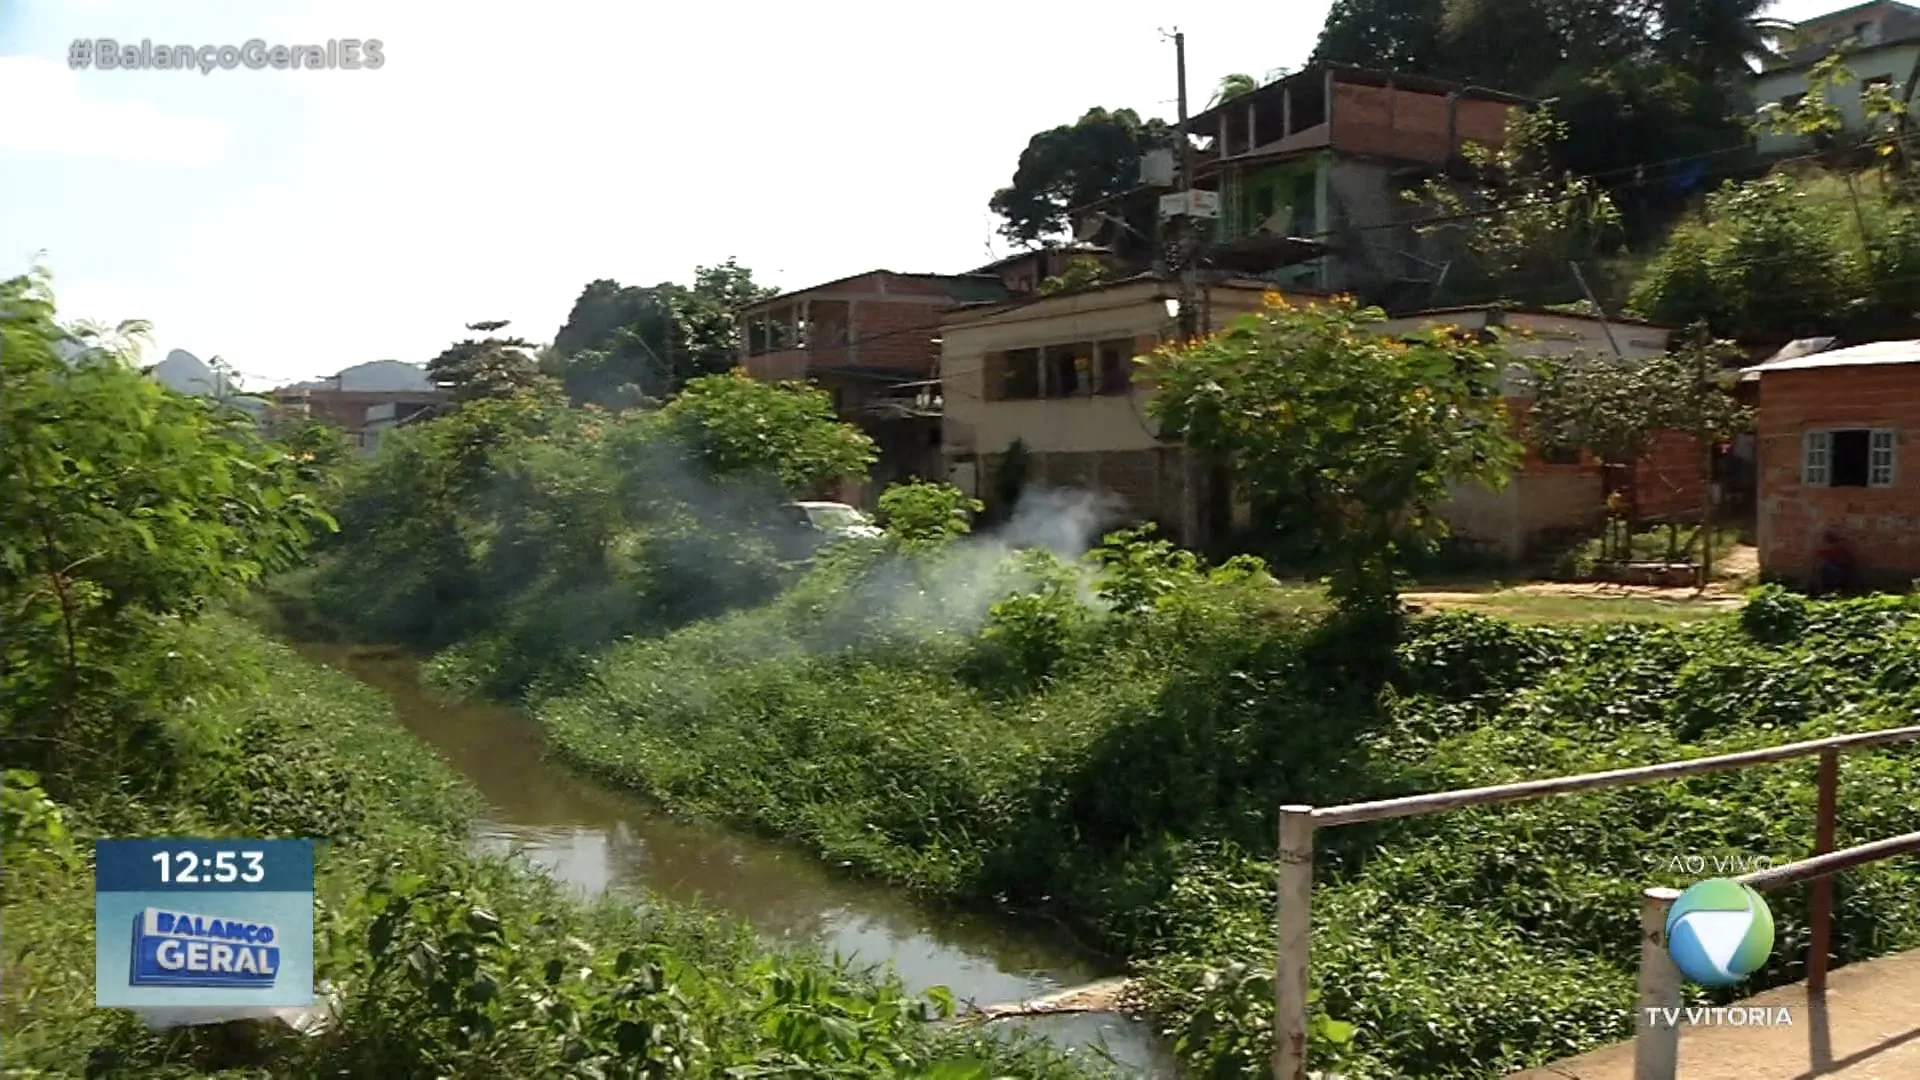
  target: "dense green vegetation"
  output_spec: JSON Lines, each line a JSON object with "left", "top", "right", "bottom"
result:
{"left": 535, "top": 537, "right": 1920, "bottom": 1078}
{"left": 301, "top": 370, "right": 874, "bottom": 698}
{"left": 291, "top": 285, "right": 1920, "bottom": 1077}
{"left": 0, "top": 271, "right": 1098, "bottom": 1078}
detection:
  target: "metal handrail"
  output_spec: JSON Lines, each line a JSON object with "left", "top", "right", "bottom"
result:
{"left": 1270, "top": 724, "right": 1920, "bottom": 1080}
{"left": 1631, "top": 829, "right": 1920, "bottom": 1080}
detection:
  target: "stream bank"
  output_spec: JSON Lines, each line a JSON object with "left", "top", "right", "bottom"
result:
{"left": 296, "top": 642, "right": 1176, "bottom": 1076}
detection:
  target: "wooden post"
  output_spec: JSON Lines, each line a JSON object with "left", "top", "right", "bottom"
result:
{"left": 1809, "top": 748, "right": 1839, "bottom": 994}
{"left": 1274, "top": 805, "right": 1315, "bottom": 1080}
{"left": 1634, "top": 886, "right": 1684, "bottom": 1080}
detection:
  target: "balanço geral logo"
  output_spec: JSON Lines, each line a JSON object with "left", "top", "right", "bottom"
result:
{"left": 1665, "top": 877, "right": 1775, "bottom": 987}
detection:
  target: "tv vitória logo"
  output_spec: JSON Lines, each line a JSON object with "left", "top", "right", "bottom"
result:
{"left": 1665, "top": 878, "right": 1775, "bottom": 987}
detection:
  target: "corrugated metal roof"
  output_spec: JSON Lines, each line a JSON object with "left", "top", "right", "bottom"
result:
{"left": 1742, "top": 338, "right": 1920, "bottom": 373}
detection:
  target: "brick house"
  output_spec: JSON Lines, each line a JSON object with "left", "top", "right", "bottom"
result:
{"left": 270, "top": 360, "right": 449, "bottom": 455}
{"left": 945, "top": 293, "right": 1685, "bottom": 558}
{"left": 1073, "top": 65, "right": 1529, "bottom": 304}
{"left": 736, "top": 270, "right": 1012, "bottom": 504}
{"left": 1745, "top": 340, "right": 1920, "bottom": 588}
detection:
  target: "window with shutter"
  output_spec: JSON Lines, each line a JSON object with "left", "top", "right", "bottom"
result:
{"left": 1803, "top": 430, "right": 1831, "bottom": 486}
{"left": 1869, "top": 428, "right": 1897, "bottom": 486}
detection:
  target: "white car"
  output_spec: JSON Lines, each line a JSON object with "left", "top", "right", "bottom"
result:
{"left": 786, "top": 501, "right": 884, "bottom": 540}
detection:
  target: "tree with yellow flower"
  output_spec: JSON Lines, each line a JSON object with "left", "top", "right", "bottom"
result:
{"left": 1140, "top": 295, "right": 1521, "bottom": 613}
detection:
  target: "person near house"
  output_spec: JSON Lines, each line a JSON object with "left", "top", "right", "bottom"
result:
{"left": 1813, "top": 529, "right": 1856, "bottom": 595}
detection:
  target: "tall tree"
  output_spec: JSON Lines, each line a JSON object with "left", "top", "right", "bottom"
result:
{"left": 1314, "top": 0, "right": 1450, "bottom": 74}
{"left": 426, "top": 321, "right": 547, "bottom": 402}
{"left": 1142, "top": 295, "right": 1520, "bottom": 611}
{"left": 1653, "top": 0, "right": 1788, "bottom": 79}
{"left": 2, "top": 269, "right": 334, "bottom": 772}
{"left": 989, "top": 107, "right": 1172, "bottom": 247}
{"left": 548, "top": 261, "right": 777, "bottom": 408}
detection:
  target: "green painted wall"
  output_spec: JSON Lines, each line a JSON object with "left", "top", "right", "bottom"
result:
{"left": 1218, "top": 157, "right": 1322, "bottom": 242}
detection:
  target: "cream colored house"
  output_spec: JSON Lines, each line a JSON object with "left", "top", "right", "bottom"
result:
{"left": 939, "top": 276, "right": 1284, "bottom": 546}
{"left": 942, "top": 288, "right": 1675, "bottom": 558}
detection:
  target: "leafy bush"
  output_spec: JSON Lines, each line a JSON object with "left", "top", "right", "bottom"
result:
{"left": 1, "top": 269, "right": 337, "bottom": 790}
{"left": 877, "top": 480, "right": 980, "bottom": 549}
{"left": 303, "top": 374, "right": 877, "bottom": 697}
{"left": 1741, "top": 583, "right": 1812, "bottom": 644}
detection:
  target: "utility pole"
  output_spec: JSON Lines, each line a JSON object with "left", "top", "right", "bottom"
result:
{"left": 1170, "top": 28, "right": 1199, "bottom": 343}
{"left": 1166, "top": 28, "right": 1207, "bottom": 551}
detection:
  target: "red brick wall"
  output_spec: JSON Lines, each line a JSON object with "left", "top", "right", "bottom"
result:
{"left": 1504, "top": 396, "right": 1707, "bottom": 535}
{"left": 1330, "top": 82, "right": 1515, "bottom": 162}
{"left": 1756, "top": 366, "right": 1920, "bottom": 586}
{"left": 1634, "top": 431, "right": 1708, "bottom": 522}
{"left": 300, "top": 389, "right": 449, "bottom": 432}
{"left": 849, "top": 300, "right": 945, "bottom": 374}
{"left": 1455, "top": 99, "right": 1514, "bottom": 146}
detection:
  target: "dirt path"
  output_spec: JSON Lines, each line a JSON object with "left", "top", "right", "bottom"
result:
{"left": 1403, "top": 581, "right": 1745, "bottom": 610}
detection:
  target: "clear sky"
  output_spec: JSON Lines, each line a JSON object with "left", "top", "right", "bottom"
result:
{"left": 0, "top": 0, "right": 1851, "bottom": 388}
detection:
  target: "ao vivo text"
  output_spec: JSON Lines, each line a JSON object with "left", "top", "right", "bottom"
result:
{"left": 1662, "top": 853, "right": 1775, "bottom": 875}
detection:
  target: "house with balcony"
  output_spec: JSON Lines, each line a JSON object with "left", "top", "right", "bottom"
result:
{"left": 1754, "top": 1, "right": 1920, "bottom": 156}
{"left": 736, "top": 270, "right": 1012, "bottom": 504}
{"left": 1071, "top": 65, "right": 1529, "bottom": 308}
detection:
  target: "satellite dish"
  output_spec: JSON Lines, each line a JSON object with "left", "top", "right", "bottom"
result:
{"left": 1072, "top": 214, "right": 1108, "bottom": 244}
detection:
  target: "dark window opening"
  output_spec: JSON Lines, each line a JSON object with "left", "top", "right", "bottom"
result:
{"left": 1045, "top": 342, "right": 1091, "bottom": 397}
{"left": 1251, "top": 98, "right": 1287, "bottom": 145}
{"left": 1292, "top": 80, "right": 1327, "bottom": 131}
{"left": 1831, "top": 428, "right": 1871, "bottom": 486}
{"left": 1097, "top": 339, "right": 1133, "bottom": 395}
{"left": 1001, "top": 348, "right": 1040, "bottom": 399}
{"left": 1251, "top": 185, "right": 1277, "bottom": 227}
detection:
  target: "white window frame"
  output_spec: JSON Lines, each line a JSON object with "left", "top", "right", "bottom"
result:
{"left": 1869, "top": 427, "right": 1897, "bottom": 487}
{"left": 1803, "top": 427, "right": 1898, "bottom": 487}
{"left": 1802, "top": 430, "right": 1831, "bottom": 486}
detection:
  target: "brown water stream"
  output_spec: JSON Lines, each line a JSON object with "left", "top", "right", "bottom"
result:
{"left": 298, "top": 642, "right": 1176, "bottom": 1074}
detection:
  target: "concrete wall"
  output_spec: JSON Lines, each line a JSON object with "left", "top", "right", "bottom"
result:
{"left": 1755, "top": 364, "right": 1920, "bottom": 586}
